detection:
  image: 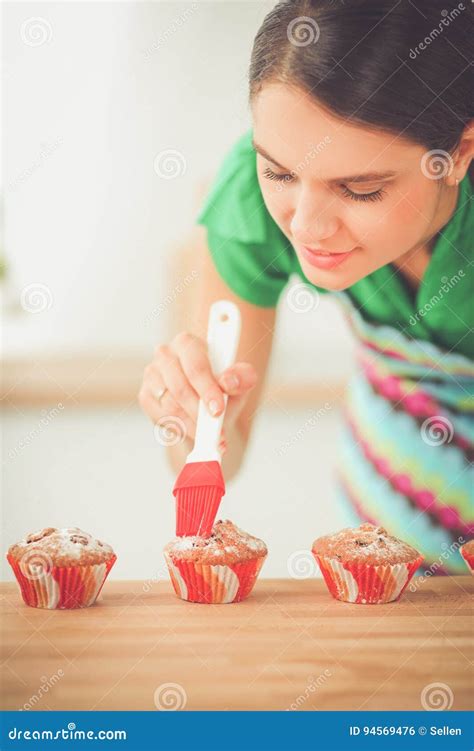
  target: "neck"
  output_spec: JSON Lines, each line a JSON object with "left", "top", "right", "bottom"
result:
{"left": 394, "top": 182, "right": 459, "bottom": 291}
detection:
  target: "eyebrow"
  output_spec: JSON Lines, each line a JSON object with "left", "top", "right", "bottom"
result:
{"left": 252, "top": 140, "right": 397, "bottom": 184}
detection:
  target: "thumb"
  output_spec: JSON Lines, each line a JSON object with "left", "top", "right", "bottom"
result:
{"left": 217, "top": 362, "right": 258, "bottom": 396}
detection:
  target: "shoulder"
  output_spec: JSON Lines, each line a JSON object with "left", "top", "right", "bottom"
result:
{"left": 196, "top": 130, "right": 296, "bottom": 306}
{"left": 197, "top": 129, "right": 277, "bottom": 245}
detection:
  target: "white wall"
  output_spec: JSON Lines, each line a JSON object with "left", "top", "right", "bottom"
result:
{"left": 4, "top": 1, "right": 277, "bottom": 355}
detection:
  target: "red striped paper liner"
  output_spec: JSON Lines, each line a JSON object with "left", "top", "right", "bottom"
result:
{"left": 175, "top": 486, "right": 223, "bottom": 537}
{"left": 164, "top": 553, "right": 266, "bottom": 604}
{"left": 7, "top": 553, "right": 117, "bottom": 609}
{"left": 460, "top": 544, "right": 474, "bottom": 575}
{"left": 312, "top": 552, "right": 423, "bottom": 604}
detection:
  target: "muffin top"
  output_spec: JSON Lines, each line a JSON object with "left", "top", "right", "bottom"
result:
{"left": 312, "top": 523, "right": 421, "bottom": 565}
{"left": 461, "top": 539, "right": 474, "bottom": 556}
{"left": 7, "top": 527, "right": 115, "bottom": 567}
{"left": 164, "top": 519, "right": 267, "bottom": 565}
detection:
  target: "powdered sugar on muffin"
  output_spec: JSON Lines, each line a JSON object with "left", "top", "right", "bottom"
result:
{"left": 312, "top": 523, "right": 421, "bottom": 565}
{"left": 164, "top": 519, "right": 267, "bottom": 565}
{"left": 8, "top": 527, "right": 115, "bottom": 568}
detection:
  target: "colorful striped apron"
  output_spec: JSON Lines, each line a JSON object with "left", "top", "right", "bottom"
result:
{"left": 336, "top": 293, "right": 474, "bottom": 575}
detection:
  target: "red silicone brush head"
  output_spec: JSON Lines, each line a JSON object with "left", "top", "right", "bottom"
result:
{"left": 173, "top": 461, "right": 225, "bottom": 537}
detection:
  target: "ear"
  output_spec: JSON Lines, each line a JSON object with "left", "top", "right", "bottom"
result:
{"left": 448, "top": 119, "right": 474, "bottom": 186}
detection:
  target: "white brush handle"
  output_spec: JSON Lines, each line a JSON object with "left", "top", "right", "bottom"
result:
{"left": 186, "top": 300, "right": 241, "bottom": 463}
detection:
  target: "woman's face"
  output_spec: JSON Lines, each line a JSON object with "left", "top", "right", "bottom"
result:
{"left": 252, "top": 83, "right": 453, "bottom": 291}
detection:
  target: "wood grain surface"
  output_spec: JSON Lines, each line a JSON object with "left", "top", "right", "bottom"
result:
{"left": 1, "top": 577, "right": 472, "bottom": 711}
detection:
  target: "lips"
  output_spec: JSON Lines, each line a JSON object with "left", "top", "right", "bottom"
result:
{"left": 300, "top": 245, "right": 356, "bottom": 270}
{"left": 307, "top": 248, "right": 348, "bottom": 255}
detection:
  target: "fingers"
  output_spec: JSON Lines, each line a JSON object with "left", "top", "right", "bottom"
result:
{"left": 217, "top": 362, "right": 258, "bottom": 396}
{"left": 138, "top": 381, "right": 196, "bottom": 444}
{"left": 218, "top": 436, "right": 228, "bottom": 456}
{"left": 172, "top": 332, "right": 226, "bottom": 416}
{"left": 139, "top": 331, "right": 260, "bottom": 454}
{"left": 155, "top": 345, "right": 200, "bottom": 420}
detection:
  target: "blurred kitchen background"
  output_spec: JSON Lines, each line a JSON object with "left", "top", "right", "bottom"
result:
{"left": 2, "top": 1, "right": 356, "bottom": 581}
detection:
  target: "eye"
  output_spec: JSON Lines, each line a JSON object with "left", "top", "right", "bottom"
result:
{"left": 262, "top": 166, "right": 294, "bottom": 183}
{"left": 262, "top": 166, "right": 386, "bottom": 202}
{"left": 341, "top": 185, "right": 385, "bottom": 203}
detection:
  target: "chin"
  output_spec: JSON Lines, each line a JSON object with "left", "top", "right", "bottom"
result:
{"left": 318, "top": 279, "right": 353, "bottom": 292}
{"left": 302, "top": 268, "right": 356, "bottom": 293}
{"left": 324, "top": 279, "right": 354, "bottom": 292}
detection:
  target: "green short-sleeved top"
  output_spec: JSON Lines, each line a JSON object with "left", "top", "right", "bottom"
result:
{"left": 197, "top": 130, "right": 473, "bottom": 359}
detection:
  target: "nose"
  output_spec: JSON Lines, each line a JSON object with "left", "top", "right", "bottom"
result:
{"left": 290, "top": 187, "right": 340, "bottom": 245}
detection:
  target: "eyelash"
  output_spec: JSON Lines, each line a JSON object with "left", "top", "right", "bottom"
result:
{"left": 262, "top": 167, "right": 386, "bottom": 203}
{"left": 340, "top": 185, "right": 385, "bottom": 203}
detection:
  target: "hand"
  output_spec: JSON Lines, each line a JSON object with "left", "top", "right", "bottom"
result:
{"left": 139, "top": 331, "right": 258, "bottom": 453}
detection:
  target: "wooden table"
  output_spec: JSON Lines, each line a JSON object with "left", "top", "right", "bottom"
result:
{"left": 1, "top": 577, "right": 472, "bottom": 711}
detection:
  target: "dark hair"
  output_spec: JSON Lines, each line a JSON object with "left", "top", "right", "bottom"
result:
{"left": 249, "top": 0, "right": 473, "bottom": 163}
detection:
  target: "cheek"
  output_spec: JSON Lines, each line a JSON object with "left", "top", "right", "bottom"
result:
{"left": 258, "top": 179, "right": 292, "bottom": 226}
{"left": 360, "top": 187, "right": 432, "bottom": 256}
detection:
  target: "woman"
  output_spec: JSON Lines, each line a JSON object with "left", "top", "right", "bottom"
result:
{"left": 139, "top": 0, "right": 473, "bottom": 574}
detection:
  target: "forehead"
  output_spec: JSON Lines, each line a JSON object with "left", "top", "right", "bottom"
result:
{"left": 251, "top": 83, "right": 419, "bottom": 178}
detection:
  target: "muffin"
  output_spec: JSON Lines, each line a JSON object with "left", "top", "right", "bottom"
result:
{"left": 312, "top": 523, "right": 423, "bottom": 604}
{"left": 164, "top": 519, "right": 267, "bottom": 603}
{"left": 460, "top": 540, "right": 474, "bottom": 574}
{"left": 7, "top": 527, "right": 116, "bottom": 609}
